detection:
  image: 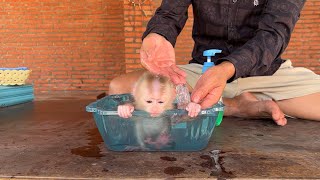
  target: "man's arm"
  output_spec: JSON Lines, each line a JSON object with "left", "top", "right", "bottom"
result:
{"left": 142, "top": 0, "right": 192, "bottom": 47}
{"left": 217, "top": 0, "right": 306, "bottom": 81}
{"left": 139, "top": 0, "right": 192, "bottom": 84}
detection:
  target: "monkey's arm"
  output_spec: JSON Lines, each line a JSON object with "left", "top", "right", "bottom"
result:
{"left": 117, "top": 103, "right": 134, "bottom": 118}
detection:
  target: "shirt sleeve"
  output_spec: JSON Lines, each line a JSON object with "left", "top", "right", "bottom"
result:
{"left": 142, "top": 0, "right": 191, "bottom": 47}
{"left": 216, "top": 0, "right": 306, "bottom": 80}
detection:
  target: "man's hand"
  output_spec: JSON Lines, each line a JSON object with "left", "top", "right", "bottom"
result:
{"left": 191, "top": 61, "right": 235, "bottom": 109}
{"left": 140, "top": 33, "right": 186, "bottom": 84}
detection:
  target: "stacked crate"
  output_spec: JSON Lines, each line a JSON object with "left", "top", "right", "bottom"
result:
{"left": 0, "top": 68, "right": 34, "bottom": 107}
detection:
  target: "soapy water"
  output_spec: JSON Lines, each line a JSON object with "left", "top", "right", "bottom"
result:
{"left": 175, "top": 84, "right": 191, "bottom": 109}
{"left": 211, "top": 150, "right": 222, "bottom": 174}
{"left": 97, "top": 114, "right": 217, "bottom": 151}
{"left": 89, "top": 93, "right": 223, "bottom": 151}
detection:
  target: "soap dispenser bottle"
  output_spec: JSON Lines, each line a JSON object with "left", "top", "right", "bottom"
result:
{"left": 202, "top": 49, "right": 222, "bottom": 73}
{"left": 202, "top": 49, "right": 224, "bottom": 126}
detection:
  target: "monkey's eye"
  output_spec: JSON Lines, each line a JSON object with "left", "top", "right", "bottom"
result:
{"left": 146, "top": 100, "right": 153, "bottom": 103}
{"left": 158, "top": 101, "right": 164, "bottom": 104}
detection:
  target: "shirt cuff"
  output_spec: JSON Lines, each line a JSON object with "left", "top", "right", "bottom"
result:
{"left": 216, "top": 57, "right": 250, "bottom": 82}
{"left": 142, "top": 25, "right": 178, "bottom": 47}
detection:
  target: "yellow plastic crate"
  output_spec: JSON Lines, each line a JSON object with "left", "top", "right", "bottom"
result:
{"left": 0, "top": 69, "right": 32, "bottom": 85}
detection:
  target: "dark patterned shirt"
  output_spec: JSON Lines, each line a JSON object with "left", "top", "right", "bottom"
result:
{"left": 142, "top": 0, "right": 306, "bottom": 81}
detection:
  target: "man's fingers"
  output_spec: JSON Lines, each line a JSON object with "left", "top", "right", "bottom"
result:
{"left": 200, "top": 88, "right": 223, "bottom": 109}
{"left": 191, "top": 87, "right": 209, "bottom": 104}
{"left": 140, "top": 49, "right": 148, "bottom": 61}
{"left": 171, "top": 65, "right": 186, "bottom": 78}
{"left": 140, "top": 48, "right": 156, "bottom": 71}
{"left": 171, "top": 65, "right": 187, "bottom": 84}
{"left": 140, "top": 50, "right": 151, "bottom": 70}
{"left": 150, "top": 66, "right": 186, "bottom": 85}
{"left": 166, "top": 67, "right": 186, "bottom": 84}
{"left": 200, "top": 95, "right": 219, "bottom": 109}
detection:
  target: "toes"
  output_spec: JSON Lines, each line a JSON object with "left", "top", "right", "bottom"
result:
{"left": 264, "top": 101, "right": 287, "bottom": 126}
{"left": 272, "top": 110, "right": 281, "bottom": 121}
{"left": 279, "top": 117, "right": 287, "bottom": 126}
{"left": 274, "top": 117, "right": 287, "bottom": 126}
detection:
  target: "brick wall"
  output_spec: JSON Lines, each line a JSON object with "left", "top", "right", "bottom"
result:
{"left": 282, "top": 0, "right": 320, "bottom": 73}
{"left": 0, "top": 0, "right": 125, "bottom": 95}
{"left": 0, "top": 0, "right": 319, "bottom": 96}
{"left": 124, "top": 0, "right": 194, "bottom": 72}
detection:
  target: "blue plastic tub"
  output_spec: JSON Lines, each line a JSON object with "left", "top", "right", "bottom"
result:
{"left": 0, "top": 85, "right": 34, "bottom": 108}
{"left": 86, "top": 94, "right": 224, "bottom": 151}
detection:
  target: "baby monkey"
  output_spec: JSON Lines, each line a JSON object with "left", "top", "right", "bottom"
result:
{"left": 117, "top": 71, "right": 201, "bottom": 118}
{"left": 117, "top": 72, "right": 201, "bottom": 150}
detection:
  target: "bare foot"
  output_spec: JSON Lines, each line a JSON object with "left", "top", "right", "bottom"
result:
{"left": 224, "top": 92, "right": 287, "bottom": 126}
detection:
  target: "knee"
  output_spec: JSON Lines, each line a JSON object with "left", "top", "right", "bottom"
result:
{"left": 108, "top": 77, "right": 124, "bottom": 95}
{"left": 108, "top": 70, "right": 144, "bottom": 95}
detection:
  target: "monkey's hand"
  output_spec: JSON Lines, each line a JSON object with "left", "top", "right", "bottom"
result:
{"left": 186, "top": 102, "right": 201, "bottom": 117}
{"left": 117, "top": 104, "right": 134, "bottom": 118}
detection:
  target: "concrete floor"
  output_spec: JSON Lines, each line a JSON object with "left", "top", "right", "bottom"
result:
{"left": 0, "top": 98, "right": 319, "bottom": 179}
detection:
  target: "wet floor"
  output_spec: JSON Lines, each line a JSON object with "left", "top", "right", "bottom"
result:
{"left": 0, "top": 98, "right": 319, "bottom": 179}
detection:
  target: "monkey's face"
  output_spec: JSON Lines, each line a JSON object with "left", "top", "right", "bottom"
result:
{"left": 142, "top": 93, "right": 170, "bottom": 117}
{"left": 133, "top": 74, "right": 176, "bottom": 117}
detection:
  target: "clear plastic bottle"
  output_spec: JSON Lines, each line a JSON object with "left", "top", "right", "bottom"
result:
{"left": 175, "top": 84, "right": 191, "bottom": 109}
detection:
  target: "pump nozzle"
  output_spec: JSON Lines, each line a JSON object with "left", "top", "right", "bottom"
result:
{"left": 202, "top": 49, "right": 222, "bottom": 73}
